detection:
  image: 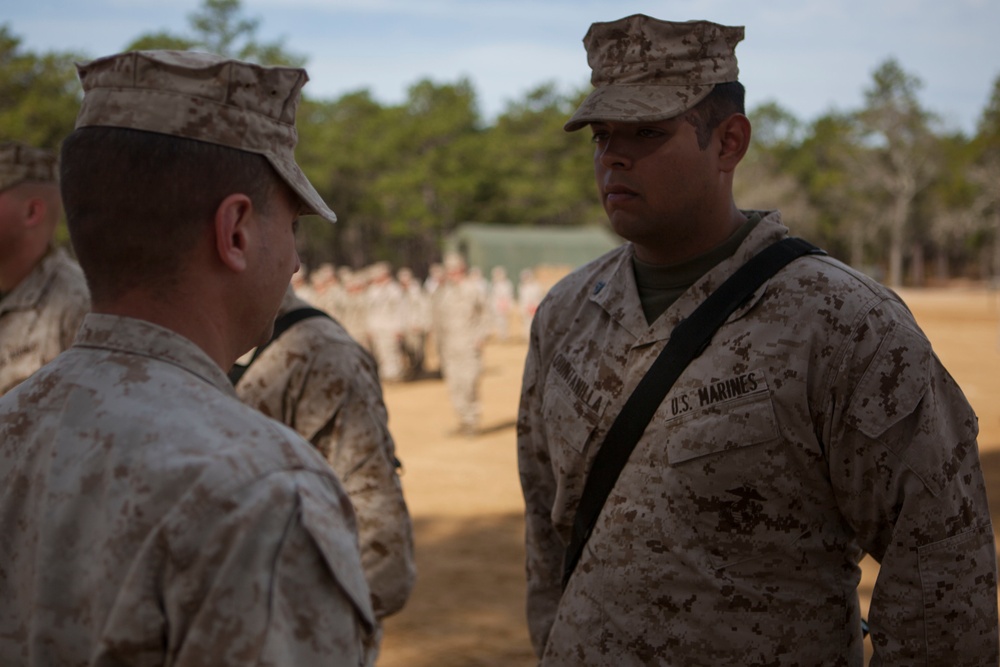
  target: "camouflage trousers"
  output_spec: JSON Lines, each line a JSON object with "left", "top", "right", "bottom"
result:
{"left": 440, "top": 344, "right": 481, "bottom": 431}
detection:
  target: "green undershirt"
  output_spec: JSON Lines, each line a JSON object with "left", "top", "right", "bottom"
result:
{"left": 633, "top": 213, "right": 763, "bottom": 325}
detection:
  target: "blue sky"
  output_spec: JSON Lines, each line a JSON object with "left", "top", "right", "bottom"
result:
{"left": 4, "top": 0, "right": 999, "bottom": 135}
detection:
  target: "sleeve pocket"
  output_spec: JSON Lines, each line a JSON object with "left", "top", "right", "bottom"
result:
{"left": 918, "top": 524, "right": 998, "bottom": 665}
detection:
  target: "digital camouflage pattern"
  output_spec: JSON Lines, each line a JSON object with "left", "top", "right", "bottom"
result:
{"left": 74, "top": 50, "right": 336, "bottom": 222}
{"left": 0, "top": 141, "right": 58, "bottom": 192}
{"left": 0, "top": 314, "right": 374, "bottom": 665}
{"left": 564, "top": 16, "right": 744, "bottom": 132}
{"left": 518, "top": 213, "right": 998, "bottom": 666}
{"left": 0, "top": 247, "right": 89, "bottom": 395}
{"left": 235, "top": 288, "right": 416, "bottom": 625}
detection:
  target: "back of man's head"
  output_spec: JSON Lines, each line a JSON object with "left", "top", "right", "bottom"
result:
{"left": 61, "top": 127, "right": 279, "bottom": 302}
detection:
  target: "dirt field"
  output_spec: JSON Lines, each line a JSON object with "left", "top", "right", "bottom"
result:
{"left": 376, "top": 287, "right": 1000, "bottom": 666}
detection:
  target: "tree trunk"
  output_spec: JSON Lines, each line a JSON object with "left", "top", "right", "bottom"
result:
{"left": 934, "top": 250, "right": 949, "bottom": 284}
{"left": 993, "top": 209, "right": 1000, "bottom": 284}
{"left": 909, "top": 242, "right": 925, "bottom": 286}
{"left": 850, "top": 221, "right": 865, "bottom": 270}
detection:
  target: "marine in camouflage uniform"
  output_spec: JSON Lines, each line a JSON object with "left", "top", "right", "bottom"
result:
{"left": 0, "top": 51, "right": 375, "bottom": 665}
{"left": 517, "top": 15, "right": 998, "bottom": 666}
{"left": 397, "top": 266, "right": 431, "bottom": 380}
{"left": 235, "top": 285, "right": 416, "bottom": 647}
{"left": 0, "top": 142, "right": 89, "bottom": 395}
{"left": 365, "top": 261, "right": 406, "bottom": 383}
{"left": 488, "top": 265, "right": 514, "bottom": 342}
{"left": 341, "top": 270, "right": 373, "bottom": 351}
{"left": 433, "top": 253, "right": 490, "bottom": 435}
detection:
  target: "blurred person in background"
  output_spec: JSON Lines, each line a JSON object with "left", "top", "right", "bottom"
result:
{"left": 433, "top": 252, "right": 489, "bottom": 436}
{"left": 0, "top": 141, "right": 89, "bottom": 396}
{"left": 488, "top": 265, "right": 514, "bottom": 342}
{"left": 398, "top": 266, "right": 431, "bottom": 380}
{"left": 366, "top": 261, "right": 405, "bottom": 383}
{"left": 516, "top": 267, "right": 544, "bottom": 341}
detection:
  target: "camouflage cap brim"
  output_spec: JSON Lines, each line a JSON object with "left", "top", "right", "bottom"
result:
{"left": 564, "top": 83, "right": 716, "bottom": 132}
{"left": 267, "top": 149, "right": 337, "bottom": 222}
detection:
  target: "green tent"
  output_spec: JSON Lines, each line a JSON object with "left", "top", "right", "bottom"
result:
{"left": 445, "top": 223, "right": 623, "bottom": 282}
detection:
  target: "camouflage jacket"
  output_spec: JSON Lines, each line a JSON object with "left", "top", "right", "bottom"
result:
{"left": 432, "top": 278, "right": 490, "bottom": 350}
{"left": 0, "top": 246, "right": 89, "bottom": 395}
{"left": 0, "top": 314, "right": 374, "bottom": 666}
{"left": 236, "top": 289, "right": 416, "bottom": 620}
{"left": 517, "top": 212, "right": 998, "bottom": 666}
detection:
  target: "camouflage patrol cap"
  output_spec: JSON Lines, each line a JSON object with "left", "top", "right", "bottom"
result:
{"left": 565, "top": 15, "right": 744, "bottom": 132}
{"left": 0, "top": 141, "right": 58, "bottom": 192}
{"left": 74, "top": 50, "right": 336, "bottom": 222}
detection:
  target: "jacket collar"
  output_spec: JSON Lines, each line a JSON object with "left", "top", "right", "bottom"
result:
{"left": 589, "top": 211, "right": 790, "bottom": 345}
{"left": 74, "top": 313, "right": 238, "bottom": 398}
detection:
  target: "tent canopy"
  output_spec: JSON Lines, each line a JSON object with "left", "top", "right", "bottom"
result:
{"left": 445, "top": 223, "right": 623, "bottom": 282}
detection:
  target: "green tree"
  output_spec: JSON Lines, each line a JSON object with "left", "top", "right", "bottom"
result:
{"left": 476, "top": 84, "right": 600, "bottom": 227}
{"left": 124, "top": 0, "right": 304, "bottom": 66}
{"left": 921, "top": 131, "right": 982, "bottom": 282}
{"left": 0, "top": 25, "right": 82, "bottom": 150}
{"left": 125, "top": 31, "right": 197, "bottom": 52}
{"left": 857, "top": 58, "right": 941, "bottom": 286}
{"left": 369, "top": 78, "right": 485, "bottom": 269}
{"left": 737, "top": 101, "right": 817, "bottom": 242}
{"left": 788, "top": 112, "right": 878, "bottom": 270}
{"left": 968, "top": 75, "right": 1000, "bottom": 279}
{"left": 296, "top": 80, "right": 485, "bottom": 271}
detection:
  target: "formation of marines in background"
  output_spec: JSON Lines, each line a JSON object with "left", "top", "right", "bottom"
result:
{"left": 291, "top": 255, "right": 546, "bottom": 435}
{"left": 0, "top": 10, "right": 997, "bottom": 667}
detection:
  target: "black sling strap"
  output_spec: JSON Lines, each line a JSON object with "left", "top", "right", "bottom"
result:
{"left": 228, "top": 306, "right": 330, "bottom": 385}
{"left": 561, "top": 237, "right": 826, "bottom": 589}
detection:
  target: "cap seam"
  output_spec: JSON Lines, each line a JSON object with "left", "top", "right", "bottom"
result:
{"left": 78, "top": 86, "right": 299, "bottom": 129}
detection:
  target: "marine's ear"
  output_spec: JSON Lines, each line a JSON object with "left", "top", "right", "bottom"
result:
{"left": 717, "top": 113, "right": 751, "bottom": 174}
{"left": 213, "top": 193, "right": 255, "bottom": 273}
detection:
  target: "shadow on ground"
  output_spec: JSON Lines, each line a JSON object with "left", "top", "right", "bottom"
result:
{"left": 379, "top": 512, "right": 536, "bottom": 667}
{"left": 380, "top": 445, "right": 1000, "bottom": 667}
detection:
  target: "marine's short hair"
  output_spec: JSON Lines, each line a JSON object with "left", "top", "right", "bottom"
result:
{"left": 60, "top": 126, "right": 284, "bottom": 303}
{"left": 684, "top": 81, "right": 747, "bottom": 150}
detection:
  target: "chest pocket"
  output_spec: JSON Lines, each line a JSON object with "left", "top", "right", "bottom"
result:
{"left": 664, "top": 382, "right": 778, "bottom": 465}
{"left": 659, "top": 376, "right": 807, "bottom": 569}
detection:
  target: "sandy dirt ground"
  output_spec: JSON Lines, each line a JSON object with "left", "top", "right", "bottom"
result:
{"left": 375, "top": 287, "right": 1000, "bottom": 667}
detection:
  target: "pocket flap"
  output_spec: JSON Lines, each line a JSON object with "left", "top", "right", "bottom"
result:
{"left": 666, "top": 390, "right": 778, "bottom": 466}
{"left": 845, "top": 320, "right": 930, "bottom": 440}
{"left": 299, "top": 487, "right": 376, "bottom": 630}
